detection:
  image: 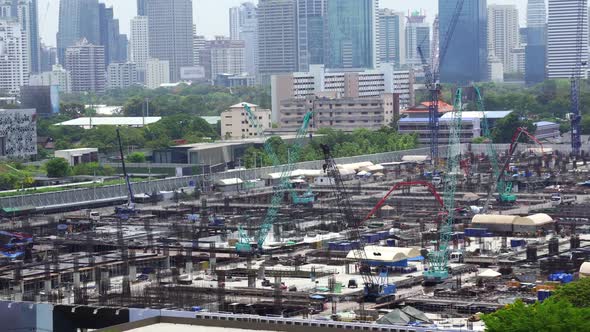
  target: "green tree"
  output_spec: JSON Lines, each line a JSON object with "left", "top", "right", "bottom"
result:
{"left": 59, "top": 103, "right": 86, "bottom": 118}
{"left": 491, "top": 112, "right": 537, "bottom": 143}
{"left": 127, "top": 152, "right": 146, "bottom": 163}
{"left": 72, "top": 162, "right": 115, "bottom": 176}
{"left": 552, "top": 277, "right": 590, "bottom": 308}
{"left": 46, "top": 158, "right": 71, "bottom": 178}
{"left": 483, "top": 298, "right": 590, "bottom": 332}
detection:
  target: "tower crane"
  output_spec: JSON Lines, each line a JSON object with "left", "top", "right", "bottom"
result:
{"left": 418, "top": 0, "right": 464, "bottom": 168}
{"left": 235, "top": 105, "right": 313, "bottom": 253}
{"left": 320, "top": 144, "right": 395, "bottom": 302}
{"left": 114, "top": 128, "right": 138, "bottom": 217}
{"left": 423, "top": 88, "right": 463, "bottom": 284}
{"left": 569, "top": 1, "right": 586, "bottom": 158}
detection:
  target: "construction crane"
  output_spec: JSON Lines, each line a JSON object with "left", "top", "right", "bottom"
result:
{"left": 423, "top": 88, "right": 463, "bottom": 285}
{"left": 474, "top": 87, "right": 502, "bottom": 212}
{"left": 495, "top": 127, "right": 544, "bottom": 205}
{"left": 235, "top": 105, "right": 313, "bottom": 253}
{"left": 242, "top": 103, "right": 314, "bottom": 206}
{"left": 570, "top": 2, "right": 586, "bottom": 158}
{"left": 320, "top": 144, "right": 395, "bottom": 302}
{"left": 418, "top": 0, "right": 464, "bottom": 168}
{"left": 114, "top": 128, "right": 138, "bottom": 217}
{"left": 363, "top": 181, "right": 444, "bottom": 223}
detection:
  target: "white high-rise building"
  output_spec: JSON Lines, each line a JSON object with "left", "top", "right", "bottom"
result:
{"left": 29, "top": 64, "right": 72, "bottom": 93}
{"left": 193, "top": 31, "right": 206, "bottom": 66}
{"left": 488, "top": 4, "right": 520, "bottom": 73}
{"left": 527, "top": 0, "right": 546, "bottom": 27}
{"left": 130, "top": 16, "right": 149, "bottom": 73}
{"left": 0, "top": 19, "right": 29, "bottom": 95}
{"left": 107, "top": 62, "right": 138, "bottom": 89}
{"left": 229, "top": 6, "right": 240, "bottom": 40}
{"left": 547, "top": 0, "right": 588, "bottom": 78}
{"left": 145, "top": 58, "right": 170, "bottom": 89}
{"left": 405, "top": 11, "right": 430, "bottom": 66}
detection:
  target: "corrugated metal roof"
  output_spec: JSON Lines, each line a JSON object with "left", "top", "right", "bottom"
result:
{"left": 55, "top": 117, "right": 162, "bottom": 127}
{"left": 347, "top": 246, "right": 420, "bottom": 262}
{"left": 440, "top": 110, "right": 512, "bottom": 120}
{"left": 534, "top": 121, "right": 558, "bottom": 127}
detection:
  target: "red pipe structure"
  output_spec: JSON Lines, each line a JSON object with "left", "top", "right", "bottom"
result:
{"left": 363, "top": 181, "right": 444, "bottom": 223}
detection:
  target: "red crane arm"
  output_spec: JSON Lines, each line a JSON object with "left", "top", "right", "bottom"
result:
{"left": 363, "top": 181, "right": 444, "bottom": 223}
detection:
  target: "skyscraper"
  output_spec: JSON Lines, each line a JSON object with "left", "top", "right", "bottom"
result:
{"left": 228, "top": 2, "right": 258, "bottom": 75}
{"left": 65, "top": 39, "right": 106, "bottom": 94}
{"left": 203, "top": 37, "right": 245, "bottom": 81}
{"left": 0, "top": 0, "right": 40, "bottom": 73}
{"left": 296, "top": 0, "right": 326, "bottom": 71}
{"left": 379, "top": 9, "right": 405, "bottom": 67}
{"left": 229, "top": 6, "right": 240, "bottom": 40}
{"left": 547, "top": 0, "right": 588, "bottom": 78}
{"left": 137, "top": 0, "right": 147, "bottom": 16}
{"left": 0, "top": 19, "right": 28, "bottom": 95}
{"left": 488, "top": 5, "right": 520, "bottom": 73}
{"left": 525, "top": 0, "right": 546, "bottom": 85}
{"left": 405, "top": 11, "right": 430, "bottom": 66}
{"left": 146, "top": 0, "right": 194, "bottom": 82}
{"left": 99, "top": 3, "right": 127, "bottom": 65}
{"left": 326, "top": 0, "right": 379, "bottom": 69}
{"left": 439, "top": 0, "right": 487, "bottom": 83}
{"left": 257, "top": 0, "right": 298, "bottom": 84}
{"left": 57, "top": 0, "right": 100, "bottom": 65}
{"left": 130, "top": 16, "right": 149, "bottom": 79}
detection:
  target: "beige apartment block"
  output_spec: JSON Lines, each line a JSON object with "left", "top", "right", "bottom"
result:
{"left": 221, "top": 102, "right": 272, "bottom": 139}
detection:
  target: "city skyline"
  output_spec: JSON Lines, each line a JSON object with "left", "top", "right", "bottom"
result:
{"left": 38, "top": 0, "right": 529, "bottom": 47}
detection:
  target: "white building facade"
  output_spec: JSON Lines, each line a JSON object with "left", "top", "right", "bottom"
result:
{"left": 129, "top": 16, "right": 149, "bottom": 76}
{"left": 488, "top": 4, "right": 520, "bottom": 73}
{"left": 29, "top": 64, "right": 72, "bottom": 93}
{"left": 547, "top": 0, "right": 589, "bottom": 78}
{"left": 107, "top": 62, "right": 138, "bottom": 89}
{"left": 145, "top": 58, "right": 170, "bottom": 89}
{"left": 0, "top": 19, "right": 28, "bottom": 95}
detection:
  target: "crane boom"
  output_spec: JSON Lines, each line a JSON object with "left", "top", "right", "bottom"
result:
{"left": 424, "top": 88, "right": 463, "bottom": 284}
{"left": 236, "top": 104, "right": 313, "bottom": 253}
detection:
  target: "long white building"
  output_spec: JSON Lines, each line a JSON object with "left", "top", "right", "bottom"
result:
{"left": 145, "top": 58, "right": 170, "bottom": 89}
{"left": 547, "top": 0, "right": 588, "bottom": 78}
{"left": 271, "top": 63, "right": 415, "bottom": 122}
{"left": 0, "top": 19, "right": 29, "bottom": 95}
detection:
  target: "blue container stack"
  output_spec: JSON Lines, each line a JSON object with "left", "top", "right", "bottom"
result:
{"left": 386, "top": 239, "right": 396, "bottom": 247}
{"left": 377, "top": 231, "right": 390, "bottom": 240}
{"left": 548, "top": 273, "right": 573, "bottom": 284}
{"left": 511, "top": 239, "right": 527, "bottom": 248}
{"left": 364, "top": 233, "right": 380, "bottom": 243}
{"left": 464, "top": 228, "right": 488, "bottom": 237}
{"left": 538, "top": 290, "right": 552, "bottom": 302}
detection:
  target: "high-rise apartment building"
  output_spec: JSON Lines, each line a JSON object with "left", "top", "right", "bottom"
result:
{"left": 439, "top": 0, "right": 487, "bottom": 83}
{"left": 146, "top": 0, "right": 194, "bottom": 82}
{"left": 488, "top": 4, "right": 520, "bottom": 73}
{"left": 405, "top": 11, "right": 430, "bottom": 66}
{"left": 0, "top": 0, "right": 40, "bottom": 73}
{"left": 130, "top": 16, "right": 149, "bottom": 74}
{"left": 257, "top": 0, "right": 298, "bottom": 85}
{"left": 193, "top": 32, "right": 206, "bottom": 67}
{"left": 0, "top": 19, "right": 28, "bottom": 95}
{"left": 228, "top": 2, "right": 258, "bottom": 75}
{"left": 57, "top": 0, "right": 100, "bottom": 64}
{"left": 107, "top": 62, "right": 138, "bottom": 89}
{"left": 145, "top": 58, "right": 170, "bottom": 89}
{"left": 65, "top": 39, "right": 105, "bottom": 94}
{"left": 296, "top": 0, "right": 326, "bottom": 72}
{"left": 526, "top": 0, "right": 547, "bottom": 85}
{"left": 326, "top": 0, "right": 379, "bottom": 69}
{"left": 547, "top": 0, "right": 588, "bottom": 78}
{"left": 40, "top": 44, "right": 57, "bottom": 72}
{"left": 379, "top": 9, "right": 405, "bottom": 67}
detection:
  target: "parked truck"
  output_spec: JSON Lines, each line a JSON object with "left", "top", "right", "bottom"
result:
{"left": 551, "top": 193, "right": 576, "bottom": 206}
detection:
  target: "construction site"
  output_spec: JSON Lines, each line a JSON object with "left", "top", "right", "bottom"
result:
{"left": 1, "top": 85, "right": 590, "bottom": 331}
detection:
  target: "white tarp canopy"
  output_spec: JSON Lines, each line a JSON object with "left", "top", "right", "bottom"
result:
{"left": 337, "top": 161, "right": 374, "bottom": 171}
{"left": 216, "top": 178, "right": 243, "bottom": 186}
{"left": 264, "top": 169, "right": 323, "bottom": 180}
{"left": 472, "top": 215, "right": 517, "bottom": 225}
{"left": 478, "top": 269, "right": 502, "bottom": 278}
{"left": 514, "top": 214, "right": 554, "bottom": 226}
{"left": 401, "top": 155, "right": 430, "bottom": 162}
{"left": 360, "top": 165, "right": 385, "bottom": 172}
{"left": 580, "top": 262, "right": 590, "bottom": 277}
{"left": 347, "top": 246, "right": 420, "bottom": 263}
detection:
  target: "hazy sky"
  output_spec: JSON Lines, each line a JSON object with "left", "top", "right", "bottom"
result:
{"left": 38, "top": 0, "right": 529, "bottom": 47}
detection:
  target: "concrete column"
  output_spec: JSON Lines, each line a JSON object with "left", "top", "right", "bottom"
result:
{"left": 73, "top": 272, "right": 81, "bottom": 288}
{"left": 185, "top": 261, "right": 193, "bottom": 278}
{"left": 44, "top": 280, "right": 52, "bottom": 292}
{"left": 129, "top": 265, "right": 137, "bottom": 282}
{"left": 209, "top": 257, "right": 216, "bottom": 272}
{"left": 164, "top": 256, "right": 171, "bottom": 269}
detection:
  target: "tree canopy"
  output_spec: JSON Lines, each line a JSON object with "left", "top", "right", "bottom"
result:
{"left": 46, "top": 158, "right": 71, "bottom": 178}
